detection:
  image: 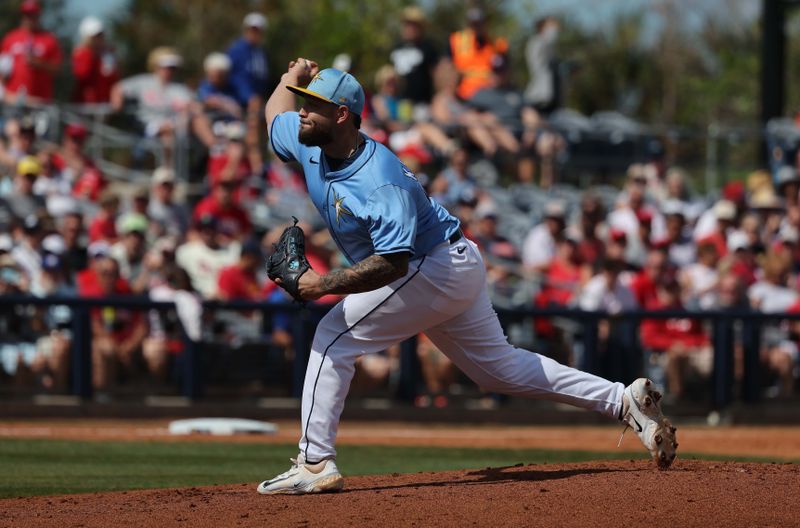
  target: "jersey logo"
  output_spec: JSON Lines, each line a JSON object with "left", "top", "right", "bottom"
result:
{"left": 332, "top": 191, "right": 354, "bottom": 224}
{"left": 401, "top": 164, "right": 417, "bottom": 181}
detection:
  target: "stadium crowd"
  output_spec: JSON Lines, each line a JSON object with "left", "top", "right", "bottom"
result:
{"left": 0, "top": 2, "right": 798, "bottom": 403}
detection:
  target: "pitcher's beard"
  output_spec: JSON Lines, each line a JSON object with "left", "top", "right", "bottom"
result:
{"left": 298, "top": 123, "right": 334, "bottom": 146}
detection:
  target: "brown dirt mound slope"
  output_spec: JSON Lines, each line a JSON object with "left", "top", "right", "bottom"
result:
{"left": 2, "top": 460, "right": 798, "bottom": 528}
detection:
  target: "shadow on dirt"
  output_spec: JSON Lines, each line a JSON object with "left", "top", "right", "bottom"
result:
{"left": 348, "top": 464, "right": 638, "bottom": 493}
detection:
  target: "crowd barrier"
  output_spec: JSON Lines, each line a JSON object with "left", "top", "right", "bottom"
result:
{"left": 0, "top": 294, "right": 792, "bottom": 409}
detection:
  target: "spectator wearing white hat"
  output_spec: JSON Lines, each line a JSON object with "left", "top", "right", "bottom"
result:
{"left": 227, "top": 13, "right": 269, "bottom": 107}
{"left": 226, "top": 13, "right": 269, "bottom": 176}
{"left": 198, "top": 52, "right": 246, "bottom": 123}
{"left": 72, "top": 16, "right": 119, "bottom": 103}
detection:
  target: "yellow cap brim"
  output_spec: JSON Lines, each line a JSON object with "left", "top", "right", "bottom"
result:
{"left": 286, "top": 85, "right": 334, "bottom": 105}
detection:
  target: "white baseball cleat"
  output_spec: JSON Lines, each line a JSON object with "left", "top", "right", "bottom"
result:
{"left": 620, "top": 378, "right": 678, "bottom": 469}
{"left": 257, "top": 454, "right": 344, "bottom": 495}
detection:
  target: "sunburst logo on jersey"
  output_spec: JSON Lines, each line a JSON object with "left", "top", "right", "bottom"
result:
{"left": 332, "top": 192, "right": 354, "bottom": 224}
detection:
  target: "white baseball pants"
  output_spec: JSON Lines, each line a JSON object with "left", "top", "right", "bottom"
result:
{"left": 299, "top": 238, "right": 625, "bottom": 462}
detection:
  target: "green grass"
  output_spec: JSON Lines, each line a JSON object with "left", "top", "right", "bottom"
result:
{"left": 0, "top": 439, "right": 793, "bottom": 499}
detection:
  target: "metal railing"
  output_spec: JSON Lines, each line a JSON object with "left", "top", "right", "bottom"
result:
{"left": 0, "top": 294, "right": 794, "bottom": 409}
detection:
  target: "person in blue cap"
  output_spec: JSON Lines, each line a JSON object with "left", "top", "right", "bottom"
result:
{"left": 257, "top": 58, "right": 678, "bottom": 495}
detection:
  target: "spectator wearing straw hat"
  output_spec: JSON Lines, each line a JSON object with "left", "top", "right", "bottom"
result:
{"left": 389, "top": 6, "right": 440, "bottom": 106}
{"left": 110, "top": 47, "right": 216, "bottom": 164}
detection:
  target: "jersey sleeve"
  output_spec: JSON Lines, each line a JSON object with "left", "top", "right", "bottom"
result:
{"left": 362, "top": 185, "right": 417, "bottom": 256}
{"left": 269, "top": 111, "right": 301, "bottom": 163}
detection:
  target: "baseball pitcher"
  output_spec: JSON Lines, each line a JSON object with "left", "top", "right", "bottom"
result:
{"left": 257, "top": 58, "right": 677, "bottom": 495}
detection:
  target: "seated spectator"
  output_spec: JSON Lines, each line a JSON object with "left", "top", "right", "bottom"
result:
{"left": 216, "top": 239, "right": 263, "bottom": 301}
{"left": 567, "top": 193, "right": 607, "bottom": 267}
{"left": 775, "top": 165, "right": 800, "bottom": 209}
{"left": 748, "top": 250, "right": 798, "bottom": 312}
{"left": 680, "top": 241, "right": 719, "bottom": 311}
{"left": 0, "top": 0, "right": 62, "bottom": 104}
{"left": 719, "top": 232, "right": 757, "bottom": 288}
{"left": 175, "top": 215, "right": 239, "bottom": 298}
{"left": 146, "top": 264, "right": 202, "bottom": 383}
{"left": 429, "top": 145, "right": 475, "bottom": 211}
{"left": 71, "top": 16, "right": 119, "bottom": 104}
{"left": 370, "top": 64, "right": 456, "bottom": 158}
{"left": 415, "top": 334, "right": 455, "bottom": 408}
{"left": 0, "top": 117, "right": 38, "bottom": 182}
{"left": 28, "top": 252, "right": 74, "bottom": 390}
{"left": 110, "top": 47, "right": 215, "bottom": 166}
{"left": 630, "top": 246, "right": 669, "bottom": 308}
{"left": 578, "top": 258, "right": 639, "bottom": 379}
{"left": 660, "top": 200, "right": 695, "bottom": 267}
{"left": 192, "top": 177, "right": 252, "bottom": 239}
{"left": 640, "top": 278, "right": 712, "bottom": 399}
{"left": 198, "top": 52, "right": 246, "bottom": 123}
{"left": 87, "top": 190, "right": 120, "bottom": 243}
{"left": 109, "top": 213, "right": 150, "bottom": 293}
{"left": 694, "top": 182, "right": 746, "bottom": 241}
{"left": 147, "top": 167, "right": 189, "bottom": 239}
{"left": 54, "top": 210, "right": 88, "bottom": 284}
{"left": 608, "top": 169, "right": 665, "bottom": 266}
{"left": 10, "top": 213, "right": 47, "bottom": 287}
{"left": 2, "top": 156, "right": 47, "bottom": 223}
{"left": 430, "top": 61, "right": 513, "bottom": 158}
{"left": 79, "top": 256, "right": 148, "bottom": 389}
{"left": 522, "top": 200, "right": 566, "bottom": 273}
{"left": 469, "top": 54, "right": 566, "bottom": 187}
{"left": 578, "top": 258, "right": 637, "bottom": 313}
{"left": 206, "top": 121, "right": 252, "bottom": 193}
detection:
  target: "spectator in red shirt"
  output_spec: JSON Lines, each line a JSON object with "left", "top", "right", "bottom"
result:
{"left": 88, "top": 191, "right": 120, "bottom": 243}
{"left": 0, "top": 0, "right": 63, "bottom": 103}
{"left": 71, "top": 16, "right": 119, "bottom": 104}
{"left": 640, "top": 278, "right": 711, "bottom": 399}
{"left": 192, "top": 178, "right": 252, "bottom": 239}
{"left": 630, "top": 246, "right": 669, "bottom": 308}
{"left": 216, "top": 239, "right": 263, "bottom": 301}
{"left": 206, "top": 121, "right": 252, "bottom": 196}
{"left": 47, "top": 123, "right": 105, "bottom": 200}
{"left": 79, "top": 256, "right": 148, "bottom": 389}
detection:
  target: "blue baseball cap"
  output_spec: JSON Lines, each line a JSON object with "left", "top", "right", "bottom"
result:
{"left": 287, "top": 68, "right": 365, "bottom": 116}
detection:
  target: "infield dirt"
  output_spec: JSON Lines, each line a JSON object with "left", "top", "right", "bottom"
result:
{"left": 3, "top": 459, "right": 799, "bottom": 528}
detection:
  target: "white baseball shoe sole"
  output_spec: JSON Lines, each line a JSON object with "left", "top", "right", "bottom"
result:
{"left": 257, "top": 455, "right": 344, "bottom": 495}
{"left": 620, "top": 378, "right": 678, "bottom": 469}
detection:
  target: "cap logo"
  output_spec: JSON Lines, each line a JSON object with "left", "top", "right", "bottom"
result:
{"left": 312, "top": 73, "right": 323, "bottom": 83}
{"left": 338, "top": 97, "right": 347, "bottom": 103}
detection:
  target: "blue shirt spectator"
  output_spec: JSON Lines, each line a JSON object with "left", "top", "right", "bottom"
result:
{"left": 226, "top": 13, "right": 269, "bottom": 107}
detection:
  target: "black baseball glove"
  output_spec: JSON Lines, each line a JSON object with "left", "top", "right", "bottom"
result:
{"left": 267, "top": 217, "right": 312, "bottom": 302}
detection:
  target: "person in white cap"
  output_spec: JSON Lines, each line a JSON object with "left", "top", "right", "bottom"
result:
{"left": 72, "top": 16, "right": 119, "bottom": 103}
{"left": 198, "top": 52, "right": 245, "bottom": 122}
{"left": 226, "top": 13, "right": 269, "bottom": 174}
{"left": 227, "top": 13, "right": 269, "bottom": 104}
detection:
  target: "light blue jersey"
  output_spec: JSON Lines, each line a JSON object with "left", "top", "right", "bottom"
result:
{"left": 270, "top": 112, "right": 459, "bottom": 264}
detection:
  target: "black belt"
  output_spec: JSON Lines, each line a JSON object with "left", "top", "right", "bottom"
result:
{"left": 448, "top": 229, "right": 464, "bottom": 244}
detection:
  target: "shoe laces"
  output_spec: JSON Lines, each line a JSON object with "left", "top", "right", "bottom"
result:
{"left": 273, "top": 457, "right": 303, "bottom": 480}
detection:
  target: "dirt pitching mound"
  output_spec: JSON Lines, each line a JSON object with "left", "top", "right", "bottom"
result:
{"left": 3, "top": 460, "right": 798, "bottom": 528}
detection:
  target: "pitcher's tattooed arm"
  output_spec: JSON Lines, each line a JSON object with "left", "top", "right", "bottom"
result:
{"left": 319, "top": 252, "right": 410, "bottom": 295}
